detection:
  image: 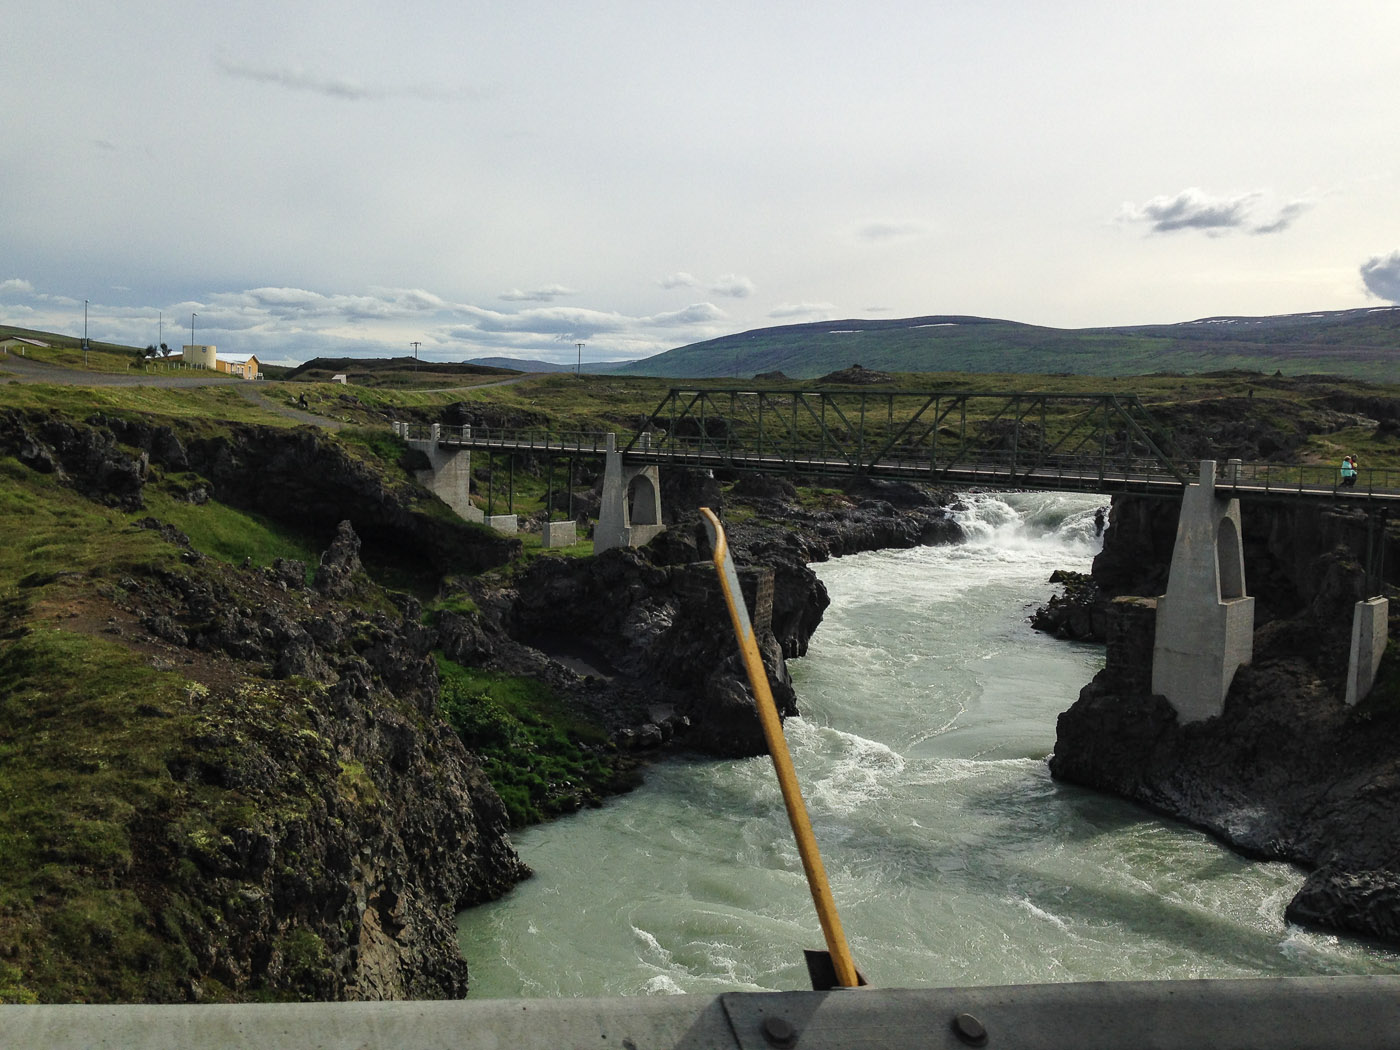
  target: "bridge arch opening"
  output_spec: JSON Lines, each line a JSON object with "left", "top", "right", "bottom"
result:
{"left": 1216, "top": 516, "right": 1245, "bottom": 600}
{"left": 627, "top": 474, "right": 660, "bottom": 526}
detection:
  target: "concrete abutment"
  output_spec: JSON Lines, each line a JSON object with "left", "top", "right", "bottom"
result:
{"left": 594, "top": 433, "right": 666, "bottom": 554}
{"left": 1151, "top": 461, "right": 1255, "bottom": 723}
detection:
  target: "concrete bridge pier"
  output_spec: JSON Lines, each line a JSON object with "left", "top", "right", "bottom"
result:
{"left": 1152, "top": 460, "right": 1255, "bottom": 723}
{"left": 1347, "top": 596, "right": 1389, "bottom": 705}
{"left": 595, "top": 433, "right": 665, "bottom": 554}
{"left": 398, "top": 422, "right": 485, "bottom": 524}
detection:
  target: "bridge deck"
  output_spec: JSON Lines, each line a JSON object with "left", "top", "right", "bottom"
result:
{"left": 416, "top": 428, "right": 1400, "bottom": 504}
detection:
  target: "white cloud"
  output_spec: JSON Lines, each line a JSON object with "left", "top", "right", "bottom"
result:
{"left": 1360, "top": 251, "right": 1400, "bottom": 303}
{"left": 0, "top": 279, "right": 35, "bottom": 296}
{"left": 645, "top": 303, "right": 727, "bottom": 326}
{"left": 770, "top": 302, "right": 838, "bottom": 319}
{"left": 659, "top": 272, "right": 754, "bottom": 298}
{"left": 1119, "top": 188, "right": 1312, "bottom": 236}
{"left": 498, "top": 285, "right": 579, "bottom": 302}
{"left": 709, "top": 274, "right": 755, "bottom": 298}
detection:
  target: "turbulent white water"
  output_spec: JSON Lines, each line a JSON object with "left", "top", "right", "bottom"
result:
{"left": 456, "top": 492, "right": 1400, "bottom": 996}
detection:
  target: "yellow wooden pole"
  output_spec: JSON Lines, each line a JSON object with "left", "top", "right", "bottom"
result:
{"left": 699, "top": 508, "right": 861, "bottom": 988}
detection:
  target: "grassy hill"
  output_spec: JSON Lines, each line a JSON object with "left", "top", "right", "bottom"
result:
{"left": 282, "top": 356, "right": 522, "bottom": 386}
{"left": 612, "top": 307, "right": 1400, "bottom": 381}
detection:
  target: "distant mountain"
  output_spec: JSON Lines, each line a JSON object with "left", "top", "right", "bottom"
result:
{"left": 613, "top": 307, "right": 1400, "bottom": 381}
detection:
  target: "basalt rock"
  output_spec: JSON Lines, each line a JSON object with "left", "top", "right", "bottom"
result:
{"left": 314, "top": 520, "right": 365, "bottom": 598}
{"left": 0, "top": 409, "right": 150, "bottom": 509}
{"left": 504, "top": 546, "right": 804, "bottom": 757}
{"left": 121, "top": 522, "right": 530, "bottom": 998}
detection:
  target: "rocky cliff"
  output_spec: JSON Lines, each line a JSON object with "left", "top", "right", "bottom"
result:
{"left": 0, "top": 410, "right": 529, "bottom": 1001}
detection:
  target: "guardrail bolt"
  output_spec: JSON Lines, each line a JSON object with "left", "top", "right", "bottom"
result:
{"left": 761, "top": 1015, "right": 798, "bottom": 1048}
{"left": 952, "top": 1012, "right": 988, "bottom": 1046}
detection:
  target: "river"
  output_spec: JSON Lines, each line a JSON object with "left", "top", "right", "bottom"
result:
{"left": 456, "top": 491, "right": 1400, "bottom": 996}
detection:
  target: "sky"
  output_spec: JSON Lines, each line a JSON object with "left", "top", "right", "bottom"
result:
{"left": 5, "top": 1, "right": 1400, "bottom": 366}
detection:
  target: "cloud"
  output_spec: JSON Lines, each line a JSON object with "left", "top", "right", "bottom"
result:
{"left": 1119, "top": 187, "right": 1311, "bottom": 236}
{"left": 1360, "top": 251, "right": 1400, "bottom": 303}
{"left": 858, "top": 221, "right": 929, "bottom": 241}
{"left": 1251, "top": 200, "right": 1311, "bottom": 235}
{"left": 0, "top": 278, "right": 730, "bottom": 365}
{"left": 498, "top": 285, "right": 579, "bottom": 302}
{"left": 645, "top": 303, "right": 727, "bottom": 325}
{"left": 770, "top": 302, "right": 838, "bottom": 319}
{"left": 659, "top": 272, "right": 754, "bottom": 297}
{"left": 216, "top": 55, "right": 465, "bottom": 102}
{"left": 709, "top": 274, "right": 755, "bottom": 298}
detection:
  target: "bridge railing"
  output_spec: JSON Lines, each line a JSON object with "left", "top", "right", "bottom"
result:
{"left": 393, "top": 421, "right": 1400, "bottom": 498}
{"left": 1218, "top": 462, "right": 1400, "bottom": 496}
{"left": 397, "top": 424, "right": 614, "bottom": 452}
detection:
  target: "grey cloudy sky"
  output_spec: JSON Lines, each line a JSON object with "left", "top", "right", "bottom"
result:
{"left": 5, "top": 1, "right": 1400, "bottom": 365}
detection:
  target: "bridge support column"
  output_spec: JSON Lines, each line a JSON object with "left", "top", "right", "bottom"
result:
{"left": 595, "top": 433, "right": 665, "bottom": 554}
{"left": 1346, "top": 597, "right": 1389, "bottom": 705}
{"left": 1151, "top": 460, "right": 1255, "bottom": 723}
{"left": 402, "top": 422, "right": 485, "bottom": 524}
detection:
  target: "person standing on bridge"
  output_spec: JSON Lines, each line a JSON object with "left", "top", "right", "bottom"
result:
{"left": 1340, "top": 455, "right": 1358, "bottom": 488}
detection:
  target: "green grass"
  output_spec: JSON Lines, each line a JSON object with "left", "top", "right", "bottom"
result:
{"left": 0, "top": 461, "right": 178, "bottom": 587}
{"left": 0, "top": 379, "right": 296, "bottom": 427}
{"left": 142, "top": 489, "right": 321, "bottom": 572}
{"left": 0, "top": 631, "right": 201, "bottom": 1002}
{"left": 436, "top": 659, "right": 635, "bottom": 826}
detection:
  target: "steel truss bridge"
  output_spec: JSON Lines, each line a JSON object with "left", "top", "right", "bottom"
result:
{"left": 417, "top": 388, "right": 1400, "bottom": 505}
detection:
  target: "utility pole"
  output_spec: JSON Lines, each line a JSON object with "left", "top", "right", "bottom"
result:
{"left": 83, "top": 299, "right": 89, "bottom": 366}
{"left": 576, "top": 341, "right": 585, "bottom": 376}
{"left": 410, "top": 341, "right": 421, "bottom": 372}
{"left": 191, "top": 312, "right": 197, "bottom": 350}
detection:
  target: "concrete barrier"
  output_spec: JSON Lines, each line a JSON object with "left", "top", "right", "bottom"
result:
{"left": 5, "top": 977, "right": 1400, "bottom": 1050}
{"left": 541, "top": 520, "right": 577, "bottom": 548}
{"left": 485, "top": 514, "right": 518, "bottom": 535}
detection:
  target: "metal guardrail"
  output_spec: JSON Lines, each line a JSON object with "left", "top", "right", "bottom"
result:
{"left": 6, "top": 977, "right": 1400, "bottom": 1049}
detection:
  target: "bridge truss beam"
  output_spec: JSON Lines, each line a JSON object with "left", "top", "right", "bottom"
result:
{"left": 623, "top": 388, "right": 1191, "bottom": 494}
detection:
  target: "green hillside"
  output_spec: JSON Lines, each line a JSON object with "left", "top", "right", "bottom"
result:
{"left": 613, "top": 308, "right": 1400, "bottom": 381}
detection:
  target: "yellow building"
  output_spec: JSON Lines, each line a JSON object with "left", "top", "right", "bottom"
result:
{"left": 218, "top": 353, "right": 262, "bottom": 379}
{"left": 172, "top": 345, "right": 261, "bottom": 379}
